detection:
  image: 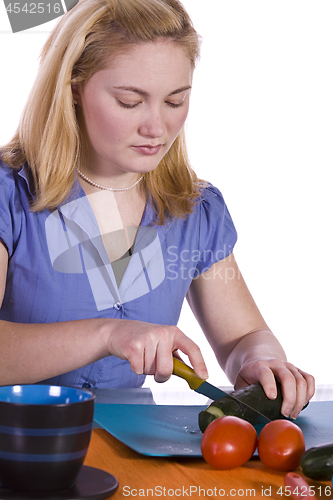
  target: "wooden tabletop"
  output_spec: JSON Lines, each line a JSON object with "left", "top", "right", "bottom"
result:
{"left": 84, "top": 428, "right": 333, "bottom": 500}
{"left": 85, "top": 387, "right": 333, "bottom": 499}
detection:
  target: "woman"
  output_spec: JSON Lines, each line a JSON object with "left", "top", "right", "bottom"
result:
{"left": 0, "top": 0, "right": 314, "bottom": 418}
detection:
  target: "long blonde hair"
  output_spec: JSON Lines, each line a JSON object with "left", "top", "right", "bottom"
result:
{"left": 0, "top": 0, "right": 203, "bottom": 223}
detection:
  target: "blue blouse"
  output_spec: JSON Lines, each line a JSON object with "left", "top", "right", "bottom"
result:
{"left": 0, "top": 161, "right": 237, "bottom": 389}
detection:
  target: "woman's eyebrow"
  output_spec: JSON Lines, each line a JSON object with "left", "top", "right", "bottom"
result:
{"left": 113, "top": 85, "right": 192, "bottom": 97}
{"left": 168, "top": 85, "right": 192, "bottom": 96}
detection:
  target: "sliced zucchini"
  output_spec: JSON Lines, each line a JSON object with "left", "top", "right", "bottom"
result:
{"left": 199, "top": 382, "right": 307, "bottom": 432}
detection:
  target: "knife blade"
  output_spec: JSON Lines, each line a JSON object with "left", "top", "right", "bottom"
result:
{"left": 172, "top": 358, "right": 271, "bottom": 426}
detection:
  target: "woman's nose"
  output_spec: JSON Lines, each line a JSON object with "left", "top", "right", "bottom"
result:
{"left": 138, "top": 107, "right": 166, "bottom": 138}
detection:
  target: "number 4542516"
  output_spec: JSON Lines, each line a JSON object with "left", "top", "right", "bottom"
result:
{"left": 6, "top": 3, "right": 62, "bottom": 14}
{"left": 277, "top": 485, "right": 332, "bottom": 496}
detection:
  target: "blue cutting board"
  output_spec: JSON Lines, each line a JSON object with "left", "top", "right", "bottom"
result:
{"left": 93, "top": 401, "right": 333, "bottom": 457}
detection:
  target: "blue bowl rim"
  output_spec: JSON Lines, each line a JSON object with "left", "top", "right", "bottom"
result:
{"left": 0, "top": 384, "right": 95, "bottom": 407}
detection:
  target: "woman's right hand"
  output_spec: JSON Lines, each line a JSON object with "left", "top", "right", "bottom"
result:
{"left": 1, "top": 240, "right": 207, "bottom": 385}
{"left": 104, "top": 319, "right": 208, "bottom": 383}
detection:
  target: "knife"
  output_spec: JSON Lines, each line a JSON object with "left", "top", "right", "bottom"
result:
{"left": 172, "top": 357, "right": 271, "bottom": 426}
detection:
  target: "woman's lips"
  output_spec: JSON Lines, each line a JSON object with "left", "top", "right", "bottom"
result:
{"left": 132, "top": 144, "right": 162, "bottom": 155}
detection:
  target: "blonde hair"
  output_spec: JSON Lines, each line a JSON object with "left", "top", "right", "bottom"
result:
{"left": 0, "top": 0, "right": 203, "bottom": 223}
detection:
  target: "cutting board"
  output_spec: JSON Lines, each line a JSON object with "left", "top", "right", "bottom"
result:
{"left": 93, "top": 401, "right": 333, "bottom": 457}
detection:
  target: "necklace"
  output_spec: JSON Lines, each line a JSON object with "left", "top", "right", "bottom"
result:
{"left": 76, "top": 169, "right": 143, "bottom": 192}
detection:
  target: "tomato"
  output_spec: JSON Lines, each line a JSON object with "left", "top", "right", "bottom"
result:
{"left": 201, "top": 416, "right": 258, "bottom": 470}
{"left": 258, "top": 419, "right": 305, "bottom": 471}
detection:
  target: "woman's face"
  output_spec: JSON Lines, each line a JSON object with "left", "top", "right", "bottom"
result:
{"left": 76, "top": 39, "right": 192, "bottom": 177}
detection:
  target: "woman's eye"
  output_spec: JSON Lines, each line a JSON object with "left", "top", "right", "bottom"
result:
{"left": 117, "top": 99, "right": 185, "bottom": 109}
{"left": 166, "top": 101, "right": 185, "bottom": 108}
{"left": 118, "top": 100, "right": 140, "bottom": 109}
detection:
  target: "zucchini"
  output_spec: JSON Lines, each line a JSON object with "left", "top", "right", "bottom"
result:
{"left": 300, "top": 443, "right": 333, "bottom": 480}
{"left": 199, "top": 382, "right": 308, "bottom": 432}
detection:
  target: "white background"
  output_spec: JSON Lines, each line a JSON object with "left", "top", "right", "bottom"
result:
{"left": 0, "top": 1, "right": 332, "bottom": 392}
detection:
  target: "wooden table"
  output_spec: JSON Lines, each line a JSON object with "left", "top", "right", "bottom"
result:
{"left": 84, "top": 387, "right": 333, "bottom": 499}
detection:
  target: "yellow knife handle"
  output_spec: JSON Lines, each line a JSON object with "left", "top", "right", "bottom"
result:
{"left": 172, "top": 358, "right": 206, "bottom": 391}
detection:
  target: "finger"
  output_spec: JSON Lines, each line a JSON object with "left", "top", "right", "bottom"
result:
{"left": 142, "top": 344, "right": 157, "bottom": 377}
{"left": 289, "top": 369, "right": 314, "bottom": 419}
{"left": 259, "top": 363, "right": 313, "bottom": 418}
{"left": 255, "top": 365, "right": 279, "bottom": 400}
{"left": 299, "top": 370, "right": 316, "bottom": 401}
{"left": 274, "top": 371, "right": 297, "bottom": 417}
{"left": 154, "top": 340, "right": 174, "bottom": 383}
{"left": 129, "top": 350, "right": 145, "bottom": 376}
{"left": 175, "top": 335, "right": 208, "bottom": 380}
{"left": 273, "top": 364, "right": 306, "bottom": 418}
{"left": 235, "top": 362, "right": 278, "bottom": 399}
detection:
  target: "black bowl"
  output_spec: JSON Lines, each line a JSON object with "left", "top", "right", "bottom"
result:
{"left": 0, "top": 385, "right": 95, "bottom": 492}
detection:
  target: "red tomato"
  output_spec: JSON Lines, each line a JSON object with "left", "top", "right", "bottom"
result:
{"left": 258, "top": 419, "right": 305, "bottom": 471}
{"left": 201, "top": 416, "right": 258, "bottom": 470}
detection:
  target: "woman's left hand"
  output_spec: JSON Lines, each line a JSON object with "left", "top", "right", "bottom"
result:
{"left": 187, "top": 254, "right": 315, "bottom": 420}
{"left": 234, "top": 358, "right": 315, "bottom": 419}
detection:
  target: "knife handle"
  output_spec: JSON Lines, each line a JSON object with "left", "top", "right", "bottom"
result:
{"left": 172, "top": 358, "right": 206, "bottom": 390}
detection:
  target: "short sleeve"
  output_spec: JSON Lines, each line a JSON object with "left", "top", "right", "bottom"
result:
{"left": 0, "top": 163, "right": 23, "bottom": 257}
{"left": 195, "top": 184, "right": 237, "bottom": 275}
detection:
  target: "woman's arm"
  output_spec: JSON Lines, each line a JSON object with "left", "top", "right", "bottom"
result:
{"left": 186, "top": 252, "right": 315, "bottom": 419}
{"left": 0, "top": 241, "right": 207, "bottom": 386}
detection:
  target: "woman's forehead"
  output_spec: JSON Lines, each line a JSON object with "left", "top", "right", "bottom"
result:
{"left": 104, "top": 39, "right": 191, "bottom": 69}
{"left": 89, "top": 40, "right": 192, "bottom": 89}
